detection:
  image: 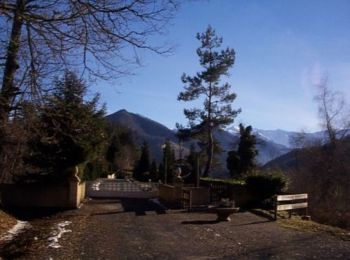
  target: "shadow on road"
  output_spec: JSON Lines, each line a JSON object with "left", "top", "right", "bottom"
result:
{"left": 120, "top": 198, "right": 167, "bottom": 216}
{"left": 181, "top": 220, "right": 220, "bottom": 225}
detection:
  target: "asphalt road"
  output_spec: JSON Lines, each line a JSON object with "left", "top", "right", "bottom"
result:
{"left": 4, "top": 198, "right": 350, "bottom": 259}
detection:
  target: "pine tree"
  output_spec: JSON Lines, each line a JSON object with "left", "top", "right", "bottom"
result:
{"left": 25, "top": 71, "right": 106, "bottom": 182}
{"left": 238, "top": 124, "right": 258, "bottom": 174}
{"left": 177, "top": 26, "right": 240, "bottom": 177}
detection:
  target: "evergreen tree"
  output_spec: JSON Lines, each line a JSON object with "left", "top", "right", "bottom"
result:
{"left": 149, "top": 160, "right": 159, "bottom": 182}
{"left": 25, "top": 71, "right": 106, "bottom": 181}
{"left": 133, "top": 141, "right": 151, "bottom": 181}
{"left": 227, "top": 124, "right": 258, "bottom": 178}
{"left": 106, "top": 135, "right": 121, "bottom": 172}
{"left": 238, "top": 124, "right": 258, "bottom": 173}
{"left": 105, "top": 124, "right": 137, "bottom": 173}
{"left": 177, "top": 26, "right": 240, "bottom": 177}
{"left": 226, "top": 150, "right": 240, "bottom": 178}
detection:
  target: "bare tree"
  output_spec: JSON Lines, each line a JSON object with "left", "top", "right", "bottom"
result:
{"left": 314, "top": 77, "right": 350, "bottom": 146}
{"left": 0, "top": 0, "right": 178, "bottom": 122}
{"left": 289, "top": 79, "right": 350, "bottom": 228}
{"left": 0, "top": 0, "right": 178, "bottom": 181}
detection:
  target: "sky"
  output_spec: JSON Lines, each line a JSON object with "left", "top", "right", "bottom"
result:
{"left": 92, "top": 0, "right": 350, "bottom": 132}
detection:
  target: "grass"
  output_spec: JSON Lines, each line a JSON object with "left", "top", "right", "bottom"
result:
{"left": 252, "top": 208, "right": 350, "bottom": 241}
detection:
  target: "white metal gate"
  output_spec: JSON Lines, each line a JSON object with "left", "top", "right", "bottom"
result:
{"left": 86, "top": 179, "right": 158, "bottom": 198}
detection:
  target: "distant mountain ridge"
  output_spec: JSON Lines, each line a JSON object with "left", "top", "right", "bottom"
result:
{"left": 105, "top": 110, "right": 291, "bottom": 174}
{"left": 227, "top": 126, "right": 338, "bottom": 148}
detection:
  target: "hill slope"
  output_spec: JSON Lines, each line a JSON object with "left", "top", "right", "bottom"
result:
{"left": 106, "top": 110, "right": 290, "bottom": 168}
{"left": 106, "top": 110, "right": 178, "bottom": 161}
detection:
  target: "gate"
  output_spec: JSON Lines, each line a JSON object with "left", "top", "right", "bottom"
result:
{"left": 86, "top": 178, "right": 158, "bottom": 199}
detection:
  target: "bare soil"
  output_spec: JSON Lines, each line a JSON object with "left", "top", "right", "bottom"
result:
{"left": 1, "top": 199, "right": 350, "bottom": 259}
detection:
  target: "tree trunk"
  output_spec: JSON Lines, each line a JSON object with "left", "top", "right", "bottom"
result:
{"left": 0, "top": 0, "right": 26, "bottom": 124}
{"left": 203, "top": 127, "right": 214, "bottom": 177}
{"left": 0, "top": 0, "right": 26, "bottom": 181}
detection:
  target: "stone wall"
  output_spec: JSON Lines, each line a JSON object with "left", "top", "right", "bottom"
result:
{"left": 0, "top": 179, "right": 85, "bottom": 209}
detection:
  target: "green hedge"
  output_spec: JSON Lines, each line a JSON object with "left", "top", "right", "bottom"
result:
{"left": 245, "top": 170, "right": 288, "bottom": 207}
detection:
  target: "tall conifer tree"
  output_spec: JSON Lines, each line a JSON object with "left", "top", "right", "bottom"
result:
{"left": 177, "top": 26, "right": 240, "bottom": 177}
{"left": 227, "top": 124, "right": 258, "bottom": 177}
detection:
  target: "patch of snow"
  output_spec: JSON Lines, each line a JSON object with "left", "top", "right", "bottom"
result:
{"left": 255, "top": 131, "right": 271, "bottom": 141}
{"left": 91, "top": 181, "right": 101, "bottom": 191}
{"left": 0, "top": 221, "right": 30, "bottom": 242}
{"left": 227, "top": 125, "right": 240, "bottom": 135}
{"left": 47, "top": 221, "right": 72, "bottom": 249}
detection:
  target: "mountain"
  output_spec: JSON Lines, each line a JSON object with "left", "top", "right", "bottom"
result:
{"left": 227, "top": 126, "right": 341, "bottom": 149}
{"left": 263, "top": 150, "right": 299, "bottom": 172}
{"left": 216, "top": 129, "right": 290, "bottom": 165}
{"left": 263, "top": 133, "right": 350, "bottom": 171}
{"left": 106, "top": 109, "right": 180, "bottom": 161}
{"left": 106, "top": 109, "right": 290, "bottom": 171}
{"left": 253, "top": 129, "right": 299, "bottom": 148}
{"left": 227, "top": 126, "right": 301, "bottom": 148}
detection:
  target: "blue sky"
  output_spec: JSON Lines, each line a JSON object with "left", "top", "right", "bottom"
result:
{"left": 92, "top": 0, "right": 350, "bottom": 132}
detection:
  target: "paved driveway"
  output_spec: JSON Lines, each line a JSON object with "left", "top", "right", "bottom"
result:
{"left": 6, "top": 198, "right": 350, "bottom": 259}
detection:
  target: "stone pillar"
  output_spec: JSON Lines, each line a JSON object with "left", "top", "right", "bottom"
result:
{"left": 68, "top": 166, "right": 82, "bottom": 208}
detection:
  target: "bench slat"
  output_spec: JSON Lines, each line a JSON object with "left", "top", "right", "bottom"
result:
{"left": 276, "top": 194, "right": 308, "bottom": 201}
{"left": 277, "top": 202, "right": 308, "bottom": 211}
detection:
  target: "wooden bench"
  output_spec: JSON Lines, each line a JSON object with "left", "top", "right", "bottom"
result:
{"left": 274, "top": 193, "right": 309, "bottom": 220}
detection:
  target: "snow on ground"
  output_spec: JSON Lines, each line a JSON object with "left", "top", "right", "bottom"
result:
{"left": 47, "top": 221, "right": 72, "bottom": 249}
{"left": 0, "top": 220, "right": 30, "bottom": 242}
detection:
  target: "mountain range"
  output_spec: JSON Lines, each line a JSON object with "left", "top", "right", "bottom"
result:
{"left": 105, "top": 110, "right": 295, "bottom": 167}
{"left": 106, "top": 109, "right": 348, "bottom": 177}
{"left": 227, "top": 127, "right": 328, "bottom": 149}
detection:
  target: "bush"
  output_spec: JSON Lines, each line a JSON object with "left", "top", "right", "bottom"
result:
{"left": 245, "top": 170, "right": 288, "bottom": 207}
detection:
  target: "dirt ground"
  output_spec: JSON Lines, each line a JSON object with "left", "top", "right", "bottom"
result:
{"left": 1, "top": 198, "right": 350, "bottom": 259}
{"left": 0, "top": 210, "right": 17, "bottom": 237}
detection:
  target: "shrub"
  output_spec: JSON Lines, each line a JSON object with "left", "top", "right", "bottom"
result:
{"left": 245, "top": 170, "right": 288, "bottom": 207}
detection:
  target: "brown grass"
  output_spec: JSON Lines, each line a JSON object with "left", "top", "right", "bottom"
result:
{"left": 0, "top": 210, "right": 18, "bottom": 237}
{"left": 252, "top": 208, "right": 350, "bottom": 241}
